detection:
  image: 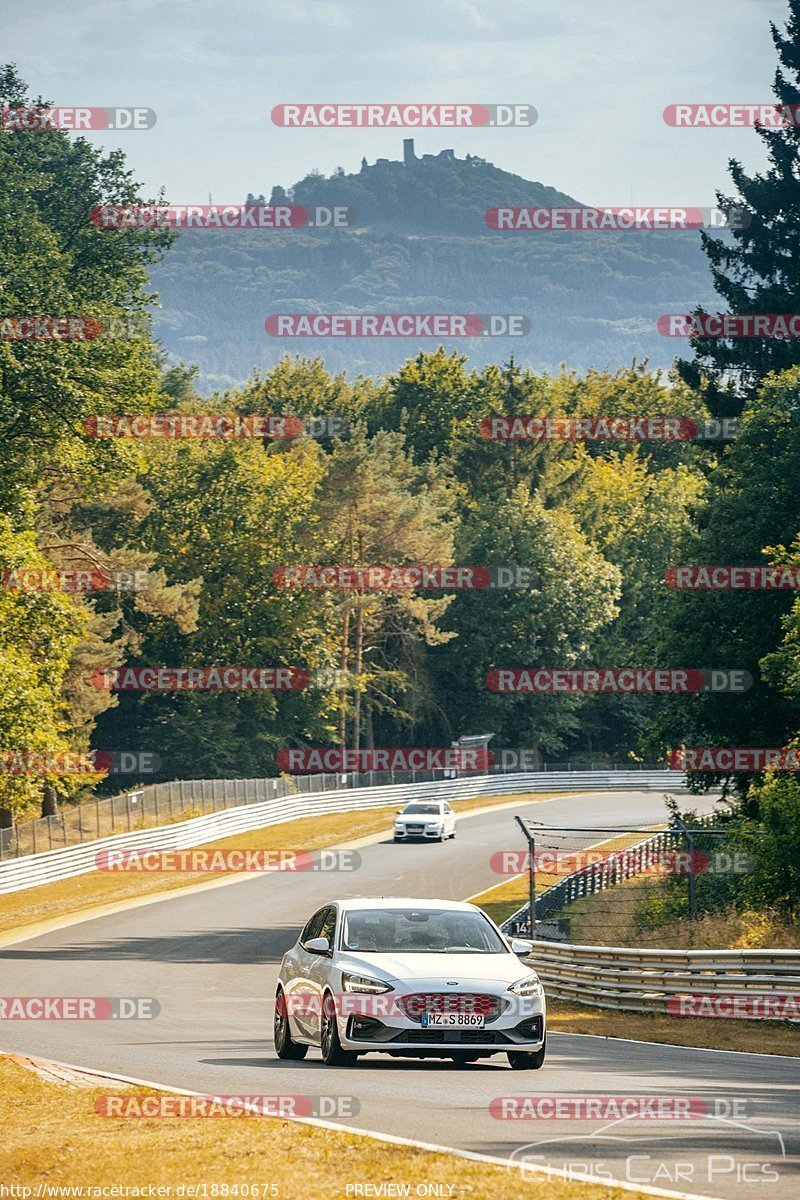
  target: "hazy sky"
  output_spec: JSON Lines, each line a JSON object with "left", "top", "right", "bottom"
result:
{"left": 3, "top": 0, "right": 789, "bottom": 206}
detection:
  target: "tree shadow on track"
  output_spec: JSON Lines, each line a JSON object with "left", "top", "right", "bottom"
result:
{"left": 203, "top": 1054, "right": 507, "bottom": 1071}
{"left": 0, "top": 926, "right": 294, "bottom": 964}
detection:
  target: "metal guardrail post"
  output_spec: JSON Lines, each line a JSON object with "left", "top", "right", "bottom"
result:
{"left": 514, "top": 815, "right": 536, "bottom": 940}
{"left": 672, "top": 815, "right": 696, "bottom": 930}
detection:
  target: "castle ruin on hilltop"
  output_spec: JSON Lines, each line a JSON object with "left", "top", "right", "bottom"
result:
{"left": 361, "top": 139, "right": 486, "bottom": 170}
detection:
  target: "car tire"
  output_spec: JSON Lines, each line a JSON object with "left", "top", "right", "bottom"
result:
{"left": 507, "top": 1037, "right": 546, "bottom": 1070}
{"left": 274, "top": 989, "right": 308, "bottom": 1060}
{"left": 320, "top": 992, "right": 358, "bottom": 1066}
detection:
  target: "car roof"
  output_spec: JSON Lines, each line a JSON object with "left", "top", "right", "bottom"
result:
{"left": 335, "top": 897, "right": 479, "bottom": 913}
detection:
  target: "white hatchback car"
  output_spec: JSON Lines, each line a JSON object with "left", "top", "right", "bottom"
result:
{"left": 393, "top": 801, "right": 456, "bottom": 842}
{"left": 275, "top": 897, "right": 546, "bottom": 1069}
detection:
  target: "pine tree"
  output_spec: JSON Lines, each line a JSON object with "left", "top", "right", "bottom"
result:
{"left": 678, "top": 1, "right": 800, "bottom": 413}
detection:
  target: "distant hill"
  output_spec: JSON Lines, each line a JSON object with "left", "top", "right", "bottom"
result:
{"left": 149, "top": 142, "right": 720, "bottom": 393}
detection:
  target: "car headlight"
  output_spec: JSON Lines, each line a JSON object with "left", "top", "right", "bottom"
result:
{"left": 426, "top": 822, "right": 442, "bottom": 830}
{"left": 341, "top": 972, "right": 394, "bottom": 994}
{"left": 509, "top": 973, "right": 543, "bottom": 997}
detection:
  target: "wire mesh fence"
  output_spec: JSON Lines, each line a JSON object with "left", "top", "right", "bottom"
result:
{"left": 503, "top": 814, "right": 769, "bottom": 951}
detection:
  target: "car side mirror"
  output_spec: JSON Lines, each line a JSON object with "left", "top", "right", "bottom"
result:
{"left": 304, "top": 936, "right": 331, "bottom": 955}
{"left": 510, "top": 937, "right": 533, "bottom": 956}
{"left": 396, "top": 809, "right": 403, "bottom": 814}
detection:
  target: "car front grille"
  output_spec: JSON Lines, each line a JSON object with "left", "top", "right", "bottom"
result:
{"left": 391, "top": 1028, "right": 509, "bottom": 1045}
{"left": 397, "top": 992, "right": 504, "bottom": 1021}
{"left": 403, "top": 825, "right": 425, "bottom": 834}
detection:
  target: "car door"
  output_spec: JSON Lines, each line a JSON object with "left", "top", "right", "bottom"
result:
{"left": 286, "top": 906, "right": 327, "bottom": 1040}
{"left": 304, "top": 905, "right": 338, "bottom": 1041}
{"left": 443, "top": 804, "right": 456, "bottom": 836}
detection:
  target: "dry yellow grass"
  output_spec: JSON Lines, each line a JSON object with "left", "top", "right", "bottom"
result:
{"left": 563, "top": 883, "right": 800, "bottom": 951}
{"left": 0, "top": 791, "right": 562, "bottom": 936}
{"left": 0, "top": 1055, "right": 655, "bottom": 1200}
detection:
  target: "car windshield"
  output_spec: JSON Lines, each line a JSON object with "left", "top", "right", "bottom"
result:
{"left": 401, "top": 804, "right": 440, "bottom": 815}
{"left": 341, "top": 908, "right": 507, "bottom": 954}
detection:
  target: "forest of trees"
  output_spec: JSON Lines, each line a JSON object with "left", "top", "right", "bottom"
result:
{"left": 1, "top": 0, "right": 800, "bottom": 923}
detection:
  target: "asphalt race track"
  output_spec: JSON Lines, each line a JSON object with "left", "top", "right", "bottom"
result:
{"left": 2, "top": 791, "right": 798, "bottom": 1200}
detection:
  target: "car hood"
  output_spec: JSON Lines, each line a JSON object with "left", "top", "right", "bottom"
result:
{"left": 335, "top": 951, "right": 534, "bottom": 988}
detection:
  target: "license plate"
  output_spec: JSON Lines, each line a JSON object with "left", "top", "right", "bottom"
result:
{"left": 421, "top": 1012, "right": 485, "bottom": 1027}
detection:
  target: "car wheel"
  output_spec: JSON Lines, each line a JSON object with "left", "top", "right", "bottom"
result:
{"left": 507, "top": 1037, "right": 546, "bottom": 1070}
{"left": 274, "top": 989, "right": 308, "bottom": 1060}
{"left": 320, "top": 992, "right": 358, "bottom": 1066}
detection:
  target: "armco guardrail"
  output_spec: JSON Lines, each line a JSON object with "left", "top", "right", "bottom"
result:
{"left": 523, "top": 940, "right": 800, "bottom": 1016}
{"left": 0, "top": 769, "right": 680, "bottom": 893}
{"left": 0, "top": 761, "right": 674, "bottom": 859}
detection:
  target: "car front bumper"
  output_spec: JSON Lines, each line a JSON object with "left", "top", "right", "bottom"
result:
{"left": 394, "top": 826, "right": 444, "bottom": 839}
{"left": 338, "top": 998, "right": 545, "bottom": 1053}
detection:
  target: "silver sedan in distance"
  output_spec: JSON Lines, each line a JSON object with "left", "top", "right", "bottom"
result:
{"left": 393, "top": 801, "right": 457, "bottom": 841}
{"left": 274, "top": 897, "right": 546, "bottom": 1069}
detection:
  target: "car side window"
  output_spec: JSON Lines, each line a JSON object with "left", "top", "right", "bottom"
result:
{"left": 319, "top": 906, "right": 338, "bottom": 947}
{"left": 300, "top": 908, "right": 327, "bottom": 946}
